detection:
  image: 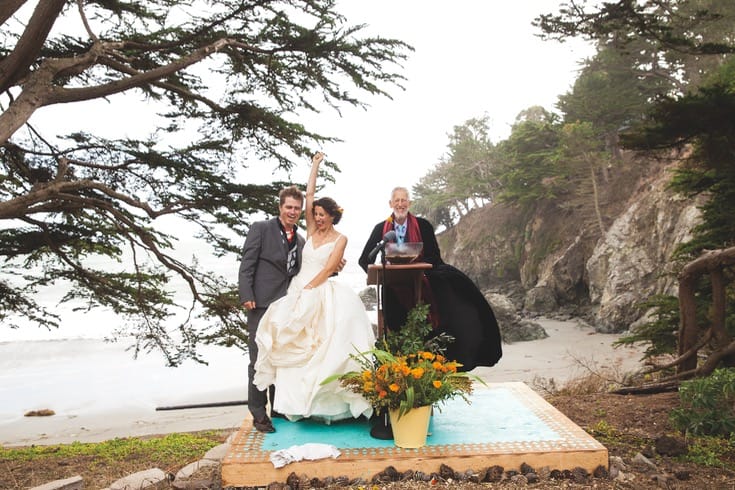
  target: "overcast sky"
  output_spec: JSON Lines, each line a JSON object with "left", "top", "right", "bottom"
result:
{"left": 29, "top": 1, "right": 595, "bottom": 266}
{"left": 304, "top": 1, "right": 595, "bottom": 263}
{"left": 4, "top": 2, "right": 597, "bottom": 341}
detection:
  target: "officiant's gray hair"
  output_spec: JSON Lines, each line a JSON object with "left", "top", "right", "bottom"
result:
{"left": 390, "top": 187, "right": 410, "bottom": 200}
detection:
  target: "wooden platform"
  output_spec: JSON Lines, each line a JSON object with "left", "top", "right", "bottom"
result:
{"left": 221, "top": 382, "right": 607, "bottom": 487}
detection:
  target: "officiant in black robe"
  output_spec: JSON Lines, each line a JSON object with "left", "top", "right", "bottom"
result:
{"left": 358, "top": 187, "right": 502, "bottom": 371}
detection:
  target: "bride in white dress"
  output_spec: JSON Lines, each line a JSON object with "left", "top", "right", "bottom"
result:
{"left": 253, "top": 152, "right": 375, "bottom": 422}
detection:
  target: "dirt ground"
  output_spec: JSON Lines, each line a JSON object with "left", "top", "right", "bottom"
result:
{"left": 4, "top": 392, "right": 735, "bottom": 489}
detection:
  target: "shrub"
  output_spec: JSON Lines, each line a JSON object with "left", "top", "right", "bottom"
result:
{"left": 670, "top": 368, "right": 735, "bottom": 436}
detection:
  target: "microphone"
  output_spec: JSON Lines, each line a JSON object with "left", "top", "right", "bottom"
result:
{"left": 367, "top": 230, "right": 397, "bottom": 262}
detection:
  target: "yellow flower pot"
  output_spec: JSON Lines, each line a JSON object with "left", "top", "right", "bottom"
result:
{"left": 389, "top": 405, "right": 431, "bottom": 448}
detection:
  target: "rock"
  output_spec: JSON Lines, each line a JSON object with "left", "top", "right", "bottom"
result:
{"left": 655, "top": 435, "right": 688, "bottom": 456}
{"left": 519, "top": 462, "right": 535, "bottom": 475}
{"left": 586, "top": 170, "right": 702, "bottom": 333}
{"left": 651, "top": 473, "right": 673, "bottom": 486}
{"left": 29, "top": 475, "right": 83, "bottom": 490}
{"left": 524, "top": 285, "right": 558, "bottom": 313}
{"left": 632, "top": 452, "right": 658, "bottom": 471}
{"left": 485, "top": 292, "right": 548, "bottom": 342}
{"left": 674, "top": 469, "right": 691, "bottom": 480}
{"left": 359, "top": 287, "right": 377, "bottom": 310}
{"left": 510, "top": 319, "right": 549, "bottom": 342}
{"left": 509, "top": 474, "right": 528, "bottom": 485}
{"left": 438, "top": 463, "right": 455, "bottom": 480}
{"left": 481, "top": 465, "right": 503, "bottom": 482}
{"left": 593, "top": 465, "right": 609, "bottom": 479}
{"left": 175, "top": 459, "right": 218, "bottom": 480}
{"left": 109, "top": 468, "right": 167, "bottom": 490}
{"left": 172, "top": 479, "right": 215, "bottom": 490}
{"left": 570, "top": 466, "right": 589, "bottom": 484}
{"left": 203, "top": 443, "right": 230, "bottom": 461}
{"left": 25, "top": 409, "right": 55, "bottom": 417}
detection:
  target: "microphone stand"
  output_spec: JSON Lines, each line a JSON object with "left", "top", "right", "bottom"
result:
{"left": 370, "top": 246, "right": 394, "bottom": 440}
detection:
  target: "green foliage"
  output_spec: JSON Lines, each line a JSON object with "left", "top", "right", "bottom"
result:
{"left": 558, "top": 48, "right": 657, "bottom": 143}
{"left": 684, "top": 435, "right": 735, "bottom": 469}
{"left": 671, "top": 368, "right": 735, "bottom": 436}
{"left": 615, "top": 295, "right": 681, "bottom": 360}
{"left": 0, "top": 432, "right": 220, "bottom": 462}
{"left": 382, "top": 302, "right": 453, "bottom": 356}
{"left": 0, "top": 1, "right": 410, "bottom": 363}
{"left": 614, "top": 59, "right": 735, "bottom": 367}
{"left": 411, "top": 116, "right": 497, "bottom": 228}
{"left": 638, "top": 65, "right": 735, "bottom": 258}
{"left": 332, "top": 346, "right": 478, "bottom": 417}
{"left": 588, "top": 419, "right": 618, "bottom": 440}
{"left": 535, "top": 0, "right": 735, "bottom": 94}
{"left": 496, "top": 110, "right": 562, "bottom": 207}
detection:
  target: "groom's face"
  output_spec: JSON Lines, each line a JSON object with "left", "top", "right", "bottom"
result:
{"left": 279, "top": 196, "right": 302, "bottom": 228}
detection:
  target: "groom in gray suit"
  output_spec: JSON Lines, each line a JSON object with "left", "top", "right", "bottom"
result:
{"left": 239, "top": 185, "right": 305, "bottom": 433}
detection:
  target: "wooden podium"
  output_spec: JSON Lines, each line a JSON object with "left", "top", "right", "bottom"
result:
{"left": 367, "top": 262, "right": 432, "bottom": 337}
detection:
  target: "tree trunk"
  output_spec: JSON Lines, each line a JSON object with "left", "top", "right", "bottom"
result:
{"left": 677, "top": 247, "right": 735, "bottom": 374}
{"left": 589, "top": 164, "right": 604, "bottom": 236}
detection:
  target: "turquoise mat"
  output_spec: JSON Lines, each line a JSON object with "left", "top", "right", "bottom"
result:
{"left": 258, "top": 388, "right": 560, "bottom": 451}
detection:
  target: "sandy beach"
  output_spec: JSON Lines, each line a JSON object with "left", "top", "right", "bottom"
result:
{"left": 0, "top": 318, "right": 644, "bottom": 447}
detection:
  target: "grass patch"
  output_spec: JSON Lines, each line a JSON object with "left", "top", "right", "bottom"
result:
{"left": 1, "top": 432, "right": 221, "bottom": 463}
{"left": 0, "top": 430, "right": 230, "bottom": 489}
{"left": 683, "top": 435, "right": 735, "bottom": 470}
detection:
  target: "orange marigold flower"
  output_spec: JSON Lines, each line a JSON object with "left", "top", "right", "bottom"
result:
{"left": 411, "top": 367, "right": 425, "bottom": 379}
{"left": 401, "top": 365, "right": 411, "bottom": 376}
{"left": 432, "top": 361, "right": 442, "bottom": 370}
{"left": 433, "top": 380, "right": 442, "bottom": 388}
{"left": 421, "top": 351, "right": 434, "bottom": 360}
{"left": 362, "top": 370, "right": 372, "bottom": 380}
{"left": 435, "top": 354, "right": 446, "bottom": 362}
{"left": 363, "top": 381, "right": 374, "bottom": 392}
{"left": 389, "top": 383, "right": 400, "bottom": 392}
{"left": 378, "top": 390, "right": 387, "bottom": 398}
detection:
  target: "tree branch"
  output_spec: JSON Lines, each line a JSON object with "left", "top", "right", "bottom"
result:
{"left": 0, "top": 0, "right": 66, "bottom": 93}
{"left": 49, "top": 38, "right": 265, "bottom": 105}
{"left": 0, "top": 0, "right": 28, "bottom": 26}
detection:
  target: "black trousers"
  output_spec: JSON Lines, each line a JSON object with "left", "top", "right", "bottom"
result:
{"left": 247, "top": 308, "right": 275, "bottom": 419}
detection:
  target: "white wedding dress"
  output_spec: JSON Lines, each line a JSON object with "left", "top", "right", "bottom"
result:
{"left": 253, "top": 236, "right": 375, "bottom": 422}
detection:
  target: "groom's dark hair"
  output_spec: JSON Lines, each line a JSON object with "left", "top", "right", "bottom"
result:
{"left": 279, "top": 185, "right": 304, "bottom": 207}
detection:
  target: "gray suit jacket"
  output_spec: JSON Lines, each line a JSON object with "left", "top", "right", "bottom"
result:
{"left": 238, "top": 217, "right": 305, "bottom": 309}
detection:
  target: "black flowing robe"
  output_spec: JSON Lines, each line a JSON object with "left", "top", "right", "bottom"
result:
{"left": 359, "top": 218, "right": 502, "bottom": 371}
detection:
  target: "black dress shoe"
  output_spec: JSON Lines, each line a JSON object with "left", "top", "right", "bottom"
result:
{"left": 253, "top": 415, "right": 275, "bottom": 433}
{"left": 271, "top": 410, "right": 288, "bottom": 420}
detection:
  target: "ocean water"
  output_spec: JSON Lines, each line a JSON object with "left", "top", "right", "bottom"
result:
{"left": 0, "top": 262, "right": 375, "bottom": 429}
{"left": 0, "top": 339, "right": 247, "bottom": 426}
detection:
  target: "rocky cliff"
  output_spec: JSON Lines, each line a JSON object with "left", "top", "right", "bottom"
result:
{"left": 438, "top": 154, "right": 701, "bottom": 334}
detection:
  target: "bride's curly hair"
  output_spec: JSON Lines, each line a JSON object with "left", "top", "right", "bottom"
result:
{"left": 313, "top": 197, "right": 343, "bottom": 224}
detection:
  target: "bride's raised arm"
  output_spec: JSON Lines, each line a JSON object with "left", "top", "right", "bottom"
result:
{"left": 304, "top": 151, "right": 323, "bottom": 237}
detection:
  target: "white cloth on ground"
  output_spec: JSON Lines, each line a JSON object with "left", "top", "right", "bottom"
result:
{"left": 270, "top": 443, "right": 341, "bottom": 468}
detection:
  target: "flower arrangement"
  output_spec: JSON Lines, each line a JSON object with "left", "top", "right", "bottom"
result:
{"left": 339, "top": 348, "right": 476, "bottom": 418}
{"left": 324, "top": 303, "right": 483, "bottom": 418}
